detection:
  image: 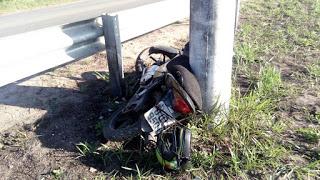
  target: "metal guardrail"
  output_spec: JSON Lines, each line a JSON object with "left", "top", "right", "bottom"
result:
{"left": 0, "top": 0, "right": 189, "bottom": 87}
{"left": 0, "top": 18, "right": 105, "bottom": 87}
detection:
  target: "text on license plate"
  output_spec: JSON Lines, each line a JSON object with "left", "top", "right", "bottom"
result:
{"left": 144, "top": 101, "right": 175, "bottom": 134}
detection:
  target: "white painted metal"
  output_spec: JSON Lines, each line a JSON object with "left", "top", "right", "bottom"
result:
{"left": 235, "top": 0, "right": 241, "bottom": 31}
{"left": 189, "top": 0, "right": 237, "bottom": 119}
{"left": 0, "top": 0, "right": 190, "bottom": 87}
{"left": 113, "top": 0, "right": 190, "bottom": 42}
{"left": 0, "top": 18, "right": 103, "bottom": 65}
{"left": 0, "top": 18, "right": 104, "bottom": 87}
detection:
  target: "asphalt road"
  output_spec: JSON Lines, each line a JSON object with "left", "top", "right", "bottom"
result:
{"left": 0, "top": 0, "right": 163, "bottom": 38}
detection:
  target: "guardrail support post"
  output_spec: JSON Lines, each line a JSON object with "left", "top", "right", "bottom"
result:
{"left": 189, "top": 0, "right": 237, "bottom": 123}
{"left": 102, "top": 14, "right": 124, "bottom": 98}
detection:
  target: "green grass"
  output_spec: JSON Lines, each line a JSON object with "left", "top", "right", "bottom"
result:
{"left": 0, "top": 0, "right": 79, "bottom": 14}
{"left": 257, "top": 65, "right": 284, "bottom": 99}
{"left": 76, "top": 141, "right": 99, "bottom": 158}
{"left": 50, "top": 168, "right": 64, "bottom": 180}
{"left": 76, "top": 139, "right": 164, "bottom": 178}
{"left": 94, "top": 72, "right": 109, "bottom": 83}
{"left": 188, "top": 0, "right": 319, "bottom": 178}
{"left": 193, "top": 0, "right": 320, "bottom": 178}
{"left": 306, "top": 111, "right": 320, "bottom": 123}
{"left": 95, "top": 119, "right": 106, "bottom": 136}
{"left": 189, "top": 82, "right": 287, "bottom": 178}
{"left": 0, "top": 130, "right": 31, "bottom": 151}
{"left": 295, "top": 128, "right": 320, "bottom": 143}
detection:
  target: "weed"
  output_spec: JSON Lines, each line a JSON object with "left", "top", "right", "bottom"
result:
{"left": 189, "top": 58, "right": 291, "bottom": 178}
{"left": 101, "top": 141, "right": 136, "bottom": 166}
{"left": 304, "top": 63, "right": 320, "bottom": 83}
{"left": 94, "top": 170, "right": 119, "bottom": 180}
{"left": 83, "top": 60, "right": 90, "bottom": 66}
{"left": 234, "top": 42, "right": 259, "bottom": 64}
{"left": 306, "top": 111, "right": 320, "bottom": 124}
{"left": 64, "top": 66, "right": 75, "bottom": 76}
{"left": 295, "top": 128, "right": 320, "bottom": 143}
{"left": 121, "top": 164, "right": 153, "bottom": 180}
{"left": 192, "top": 149, "right": 220, "bottom": 169}
{"left": 91, "top": 172, "right": 106, "bottom": 180}
{"left": 76, "top": 142, "right": 99, "bottom": 158}
{"left": 313, "top": 149, "right": 320, "bottom": 160}
{"left": 189, "top": 85, "right": 287, "bottom": 178}
{"left": 293, "top": 160, "right": 320, "bottom": 179}
{"left": 256, "top": 65, "right": 284, "bottom": 100}
{"left": 0, "top": 130, "right": 30, "bottom": 151}
{"left": 50, "top": 168, "right": 64, "bottom": 180}
{"left": 95, "top": 119, "right": 106, "bottom": 136}
{"left": 94, "top": 71, "right": 109, "bottom": 82}
{"left": 16, "top": 130, "right": 27, "bottom": 151}
{"left": 241, "top": 24, "right": 253, "bottom": 36}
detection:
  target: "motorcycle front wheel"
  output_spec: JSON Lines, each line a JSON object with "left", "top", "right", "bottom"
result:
{"left": 103, "top": 106, "right": 142, "bottom": 141}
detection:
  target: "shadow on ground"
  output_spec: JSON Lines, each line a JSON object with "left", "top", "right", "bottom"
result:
{"left": 0, "top": 71, "right": 112, "bottom": 151}
{"left": 0, "top": 70, "right": 156, "bottom": 178}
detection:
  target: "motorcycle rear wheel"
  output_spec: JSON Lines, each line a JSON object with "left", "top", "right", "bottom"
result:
{"left": 103, "top": 106, "right": 142, "bottom": 141}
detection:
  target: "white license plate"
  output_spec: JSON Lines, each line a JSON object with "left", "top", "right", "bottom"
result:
{"left": 144, "top": 101, "right": 175, "bottom": 134}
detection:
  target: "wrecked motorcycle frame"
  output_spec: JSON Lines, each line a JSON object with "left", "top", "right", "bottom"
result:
{"left": 102, "top": 44, "right": 202, "bottom": 143}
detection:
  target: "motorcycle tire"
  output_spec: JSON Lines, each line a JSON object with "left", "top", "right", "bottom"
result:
{"left": 135, "top": 46, "right": 179, "bottom": 78}
{"left": 180, "top": 128, "right": 192, "bottom": 171}
{"left": 103, "top": 106, "right": 142, "bottom": 141}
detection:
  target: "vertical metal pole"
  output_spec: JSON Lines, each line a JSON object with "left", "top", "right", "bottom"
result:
{"left": 189, "top": 0, "right": 237, "bottom": 122}
{"left": 235, "top": 0, "right": 241, "bottom": 33}
{"left": 102, "top": 14, "right": 124, "bottom": 98}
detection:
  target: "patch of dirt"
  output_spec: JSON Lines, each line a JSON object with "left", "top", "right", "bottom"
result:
{"left": 0, "top": 19, "right": 189, "bottom": 179}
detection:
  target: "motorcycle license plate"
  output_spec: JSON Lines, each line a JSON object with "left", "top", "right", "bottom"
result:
{"left": 144, "top": 101, "right": 175, "bottom": 135}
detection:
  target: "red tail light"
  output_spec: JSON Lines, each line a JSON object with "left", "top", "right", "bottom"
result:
{"left": 172, "top": 90, "right": 191, "bottom": 114}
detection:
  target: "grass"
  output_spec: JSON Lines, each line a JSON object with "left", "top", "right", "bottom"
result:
{"left": 295, "top": 128, "right": 320, "bottom": 143}
{"left": 257, "top": 65, "right": 284, "bottom": 100}
{"left": 189, "top": 82, "right": 287, "bottom": 178}
{"left": 198, "top": 0, "right": 320, "bottom": 178}
{"left": 0, "top": 130, "right": 31, "bottom": 151}
{"left": 72, "top": 0, "right": 320, "bottom": 178}
{"left": 50, "top": 168, "right": 64, "bottom": 180}
{"left": 306, "top": 111, "right": 320, "bottom": 124}
{"left": 95, "top": 118, "right": 106, "bottom": 136}
{"left": 94, "top": 72, "right": 109, "bottom": 83}
{"left": 0, "top": 0, "right": 79, "bottom": 14}
{"left": 190, "top": 0, "right": 319, "bottom": 178}
{"left": 75, "top": 139, "right": 164, "bottom": 178}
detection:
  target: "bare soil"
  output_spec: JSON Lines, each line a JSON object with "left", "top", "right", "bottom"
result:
{"left": 0, "top": 20, "right": 189, "bottom": 179}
